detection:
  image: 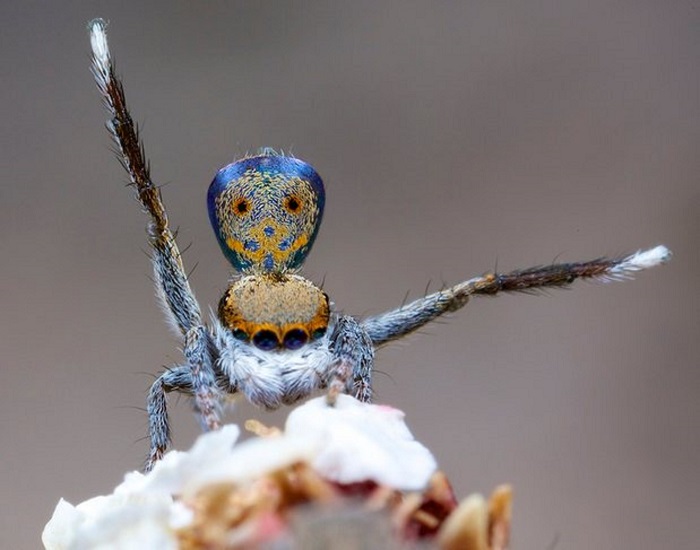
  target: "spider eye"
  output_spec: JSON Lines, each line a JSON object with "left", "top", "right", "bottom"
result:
{"left": 284, "top": 195, "right": 302, "bottom": 214}
{"left": 311, "top": 327, "right": 326, "bottom": 340}
{"left": 232, "top": 328, "right": 248, "bottom": 342}
{"left": 283, "top": 328, "right": 308, "bottom": 350}
{"left": 252, "top": 329, "right": 279, "bottom": 351}
{"left": 234, "top": 198, "right": 250, "bottom": 215}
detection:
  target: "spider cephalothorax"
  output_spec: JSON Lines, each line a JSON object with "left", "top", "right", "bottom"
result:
{"left": 88, "top": 19, "right": 670, "bottom": 471}
{"left": 218, "top": 273, "right": 330, "bottom": 351}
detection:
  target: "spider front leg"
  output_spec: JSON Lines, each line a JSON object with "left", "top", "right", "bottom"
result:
{"left": 362, "top": 246, "right": 671, "bottom": 345}
{"left": 327, "top": 315, "right": 375, "bottom": 404}
{"left": 184, "top": 326, "right": 222, "bottom": 433}
{"left": 146, "top": 366, "right": 192, "bottom": 470}
{"left": 146, "top": 331, "right": 223, "bottom": 472}
{"left": 89, "top": 19, "right": 223, "bottom": 464}
{"left": 90, "top": 21, "right": 201, "bottom": 334}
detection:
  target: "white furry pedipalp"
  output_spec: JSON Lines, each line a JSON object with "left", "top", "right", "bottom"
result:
{"left": 212, "top": 317, "right": 335, "bottom": 409}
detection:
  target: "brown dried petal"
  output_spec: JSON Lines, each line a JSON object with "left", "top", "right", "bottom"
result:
{"left": 487, "top": 485, "right": 512, "bottom": 550}
{"left": 437, "top": 494, "right": 489, "bottom": 550}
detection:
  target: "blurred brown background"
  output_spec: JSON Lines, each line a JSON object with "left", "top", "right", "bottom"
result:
{"left": 2, "top": 1, "right": 698, "bottom": 548}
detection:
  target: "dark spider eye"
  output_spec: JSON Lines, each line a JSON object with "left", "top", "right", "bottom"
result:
{"left": 252, "top": 329, "right": 279, "bottom": 351}
{"left": 234, "top": 198, "right": 249, "bottom": 215}
{"left": 232, "top": 328, "right": 248, "bottom": 342}
{"left": 311, "top": 327, "right": 326, "bottom": 340}
{"left": 283, "top": 328, "right": 308, "bottom": 350}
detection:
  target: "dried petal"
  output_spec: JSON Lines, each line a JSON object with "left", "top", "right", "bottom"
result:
{"left": 487, "top": 484, "right": 512, "bottom": 550}
{"left": 437, "top": 493, "right": 489, "bottom": 550}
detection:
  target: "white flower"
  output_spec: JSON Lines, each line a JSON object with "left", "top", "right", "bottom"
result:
{"left": 42, "top": 494, "right": 188, "bottom": 550}
{"left": 43, "top": 396, "right": 437, "bottom": 549}
{"left": 286, "top": 394, "right": 437, "bottom": 491}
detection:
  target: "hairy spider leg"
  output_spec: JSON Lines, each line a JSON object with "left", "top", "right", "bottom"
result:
{"left": 362, "top": 246, "right": 671, "bottom": 346}
{"left": 89, "top": 20, "right": 222, "bottom": 464}
{"left": 146, "top": 366, "right": 191, "bottom": 467}
{"left": 328, "top": 315, "right": 375, "bottom": 404}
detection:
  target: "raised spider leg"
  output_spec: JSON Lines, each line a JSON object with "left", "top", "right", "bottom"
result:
{"left": 89, "top": 20, "right": 223, "bottom": 456}
{"left": 89, "top": 19, "right": 200, "bottom": 336}
{"left": 362, "top": 246, "right": 671, "bottom": 346}
{"left": 327, "top": 315, "right": 375, "bottom": 404}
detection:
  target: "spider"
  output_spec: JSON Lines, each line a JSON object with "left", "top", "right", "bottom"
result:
{"left": 88, "top": 19, "right": 671, "bottom": 471}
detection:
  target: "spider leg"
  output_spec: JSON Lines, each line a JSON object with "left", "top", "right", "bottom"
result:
{"left": 362, "top": 245, "right": 671, "bottom": 346}
{"left": 327, "top": 315, "right": 375, "bottom": 403}
{"left": 88, "top": 19, "right": 201, "bottom": 335}
{"left": 90, "top": 21, "right": 223, "bottom": 466}
{"left": 146, "top": 365, "right": 193, "bottom": 471}
{"left": 146, "top": 327, "right": 228, "bottom": 471}
{"left": 185, "top": 325, "right": 222, "bottom": 433}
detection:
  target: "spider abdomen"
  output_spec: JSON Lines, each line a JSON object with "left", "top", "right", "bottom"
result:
{"left": 208, "top": 152, "right": 325, "bottom": 273}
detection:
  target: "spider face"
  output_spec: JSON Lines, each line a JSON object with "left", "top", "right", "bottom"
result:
{"left": 218, "top": 274, "right": 330, "bottom": 351}
{"left": 207, "top": 153, "right": 325, "bottom": 273}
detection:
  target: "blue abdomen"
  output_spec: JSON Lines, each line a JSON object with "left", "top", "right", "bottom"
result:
{"left": 207, "top": 152, "right": 325, "bottom": 273}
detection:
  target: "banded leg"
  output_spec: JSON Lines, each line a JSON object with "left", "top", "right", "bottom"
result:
{"left": 146, "top": 365, "right": 193, "bottom": 471}
{"left": 89, "top": 20, "right": 221, "bottom": 467}
{"left": 185, "top": 326, "right": 222, "bottom": 433}
{"left": 89, "top": 19, "right": 201, "bottom": 335}
{"left": 328, "top": 315, "right": 375, "bottom": 404}
{"left": 363, "top": 246, "right": 671, "bottom": 346}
